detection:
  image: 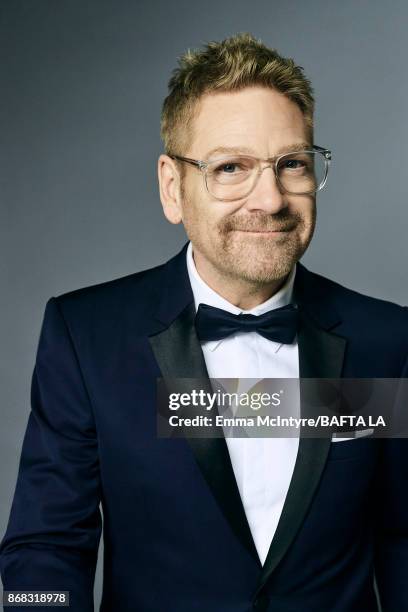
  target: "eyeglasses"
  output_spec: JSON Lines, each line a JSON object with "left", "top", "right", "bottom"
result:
{"left": 169, "top": 145, "right": 332, "bottom": 201}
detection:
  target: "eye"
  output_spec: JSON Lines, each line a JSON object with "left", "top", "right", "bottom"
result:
{"left": 214, "top": 162, "right": 242, "bottom": 174}
{"left": 208, "top": 156, "right": 255, "bottom": 180}
{"left": 281, "top": 158, "right": 306, "bottom": 170}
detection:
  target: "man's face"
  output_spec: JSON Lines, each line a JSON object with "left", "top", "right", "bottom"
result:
{"left": 178, "top": 86, "right": 316, "bottom": 284}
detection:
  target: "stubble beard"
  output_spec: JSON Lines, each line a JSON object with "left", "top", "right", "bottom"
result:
{"left": 181, "top": 185, "right": 316, "bottom": 287}
{"left": 218, "top": 230, "right": 307, "bottom": 283}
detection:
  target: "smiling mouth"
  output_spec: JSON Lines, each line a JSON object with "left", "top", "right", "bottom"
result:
{"left": 234, "top": 229, "right": 292, "bottom": 233}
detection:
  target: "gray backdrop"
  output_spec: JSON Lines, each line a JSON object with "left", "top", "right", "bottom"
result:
{"left": 1, "top": 0, "right": 407, "bottom": 608}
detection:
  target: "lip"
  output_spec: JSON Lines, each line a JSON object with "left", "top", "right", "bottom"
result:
{"left": 233, "top": 229, "right": 291, "bottom": 233}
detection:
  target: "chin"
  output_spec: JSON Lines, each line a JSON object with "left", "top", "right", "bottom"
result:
{"left": 227, "top": 239, "right": 302, "bottom": 269}
{"left": 241, "top": 265, "right": 294, "bottom": 284}
{"left": 221, "top": 253, "right": 297, "bottom": 284}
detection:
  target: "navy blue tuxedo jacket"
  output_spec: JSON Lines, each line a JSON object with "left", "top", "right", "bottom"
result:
{"left": 1, "top": 241, "right": 407, "bottom": 612}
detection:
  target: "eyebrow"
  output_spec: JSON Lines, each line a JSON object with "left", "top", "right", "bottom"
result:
{"left": 204, "top": 142, "right": 312, "bottom": 160}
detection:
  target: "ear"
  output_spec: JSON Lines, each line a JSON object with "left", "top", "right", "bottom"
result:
{"left": 157, "top": 154, "right": 183, "bottom": 224}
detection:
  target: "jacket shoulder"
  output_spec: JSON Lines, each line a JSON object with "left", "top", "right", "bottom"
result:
{"left": 306, "top": 267, "right": 407, "bottom": 318}
{"left": 303, "top": 267, "right": 408, "bottom": 363}
{"left": 52, "top": 261, "right": 166, "bottom": 329}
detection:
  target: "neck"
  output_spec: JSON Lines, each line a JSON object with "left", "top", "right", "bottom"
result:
{"left": 192, "top": 249, "right": 290, "bottom": 310}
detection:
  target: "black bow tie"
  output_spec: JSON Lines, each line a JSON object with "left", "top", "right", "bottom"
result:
{"left": 194, "top": 302, "right": 300, "bottom": 344}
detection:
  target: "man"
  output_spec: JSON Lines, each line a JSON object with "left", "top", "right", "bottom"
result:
{"left": 1, "top": 32, "right": 407, "bottom": 612}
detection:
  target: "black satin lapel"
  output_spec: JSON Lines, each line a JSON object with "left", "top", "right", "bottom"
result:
{"left": 298, "top": 310, "right": 347, "bottom": 379}
{"left": 255, "top": 310, "right": 347, "bottom": 595}
{"left": 148, "top": 302, "right": 209, "bottom": 380}
{"left": 148, "top": 302, "right": 260, "bottom": 564}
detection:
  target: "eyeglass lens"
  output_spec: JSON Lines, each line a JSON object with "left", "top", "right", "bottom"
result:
{"left": 206, "top": 151, "right": 327, "bottom": 200}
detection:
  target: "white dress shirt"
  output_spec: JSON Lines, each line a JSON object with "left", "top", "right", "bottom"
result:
{"left": 186, "top": 241, "right": 300, "bottom": 565}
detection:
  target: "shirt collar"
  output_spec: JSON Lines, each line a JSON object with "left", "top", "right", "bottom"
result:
{"left": 186, "top": 240, "right": 297, "bottom": 350}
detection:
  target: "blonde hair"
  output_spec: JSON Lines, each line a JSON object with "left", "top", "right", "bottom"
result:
{"left": 160, "top": 32, "right": 315, "bottom": 158}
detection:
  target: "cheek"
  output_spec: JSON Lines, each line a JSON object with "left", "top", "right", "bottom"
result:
{"left": 181, "top": 197, "right": 216, "bottom": 238}
{"left": 180, "top": 181, "right": 203, "bottom": 228}
{"left": 183, "top": 193, "right": 229, "bottom": 235}
{"left": 306, "top": 203, "right": 317, "bottom": 229}
{"left": 292, "top": 199, "right": 315, "bottom": 225}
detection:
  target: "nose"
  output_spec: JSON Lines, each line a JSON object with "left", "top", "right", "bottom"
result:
{"left": 243, "top": 164, "right": 287, "bottom": 213}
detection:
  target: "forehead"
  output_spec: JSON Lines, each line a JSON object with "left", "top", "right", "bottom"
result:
{"left": 188, "top": 86, "right": 309, "bottom": 158}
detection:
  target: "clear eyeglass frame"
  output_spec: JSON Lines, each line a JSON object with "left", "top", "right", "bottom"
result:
{"left": 169, "top": 144, "right": 332, "bottom": 201}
